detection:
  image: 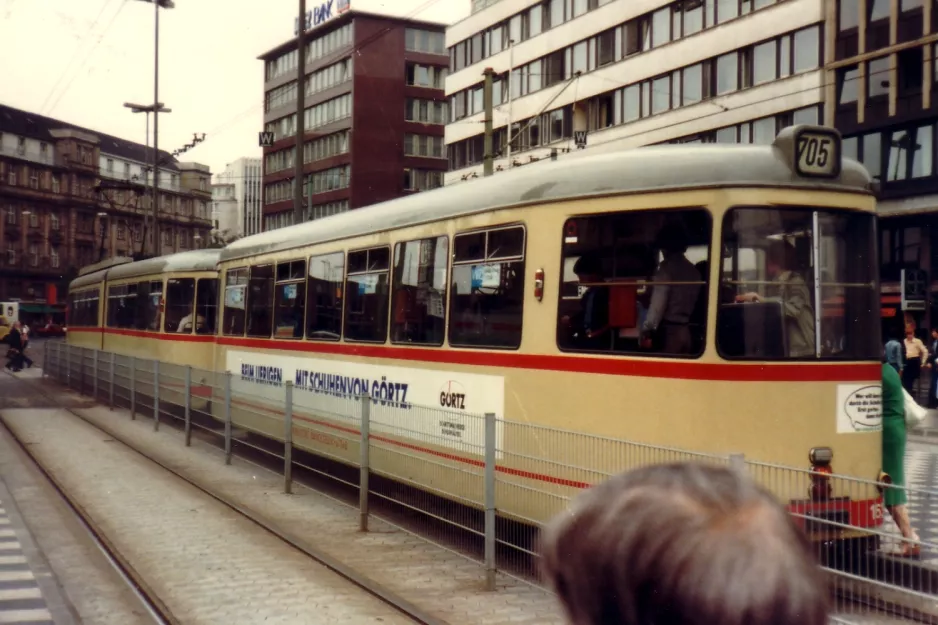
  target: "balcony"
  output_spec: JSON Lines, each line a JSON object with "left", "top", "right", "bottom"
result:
{"left": 0, "top": 144, "right": 55, "bottom": 167}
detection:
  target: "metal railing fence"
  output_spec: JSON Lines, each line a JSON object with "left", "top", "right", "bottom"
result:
{"left": 41, "top": 342, "right": 938, "bottom": 623}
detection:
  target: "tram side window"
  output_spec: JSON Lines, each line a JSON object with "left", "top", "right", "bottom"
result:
{"left": 107, "top": 284, "right": 137, "bottom": 329}
{"left": 223, "top": 268, "right": 249, "bottom": 336}
{"left": 247, "top": 264, "right": 275, "bottom": 338}
{"left": 717, "top": 207, "right": 879, "bottom": 360}
{"left": 391, "top": 236, "right": 448, "bottom": 346}
{"left": 69, "top": 291, "right": 99, "bottom": 327}
{"left": 164, "top": 278, "right": 195, "bottom": 333}
{"left": 344, "top": 247, "right": 390, "bottom": 343}
{"left": 274, "top": 259, "right": 306, "bottom": 339}
{"left": 557, "top": 210, "right": 710, "bottom": 357}
{"left": 134, "top": 280, "right": 162, "bottom": 331}
{"left": 450, "top": 225, "right": 525, "bottom": 349}
{"left": 307, "top": 252, "right": 344, "bottom": 341}
{"left": 195, "top": 279, "right": 218, "bottom": 335}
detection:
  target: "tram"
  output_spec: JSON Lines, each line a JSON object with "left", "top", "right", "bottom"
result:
{"left": 204, "top": 125, "right": 884, "bottom": 548}
{"left": 67, "top": 250, "right": 221, "bottom": 410}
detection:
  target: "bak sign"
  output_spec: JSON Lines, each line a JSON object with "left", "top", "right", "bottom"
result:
{"left": 294, "top": 0, "right": 350, "bottom": 35}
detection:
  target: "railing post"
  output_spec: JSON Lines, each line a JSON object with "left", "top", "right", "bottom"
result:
{"left": 108, "top": 352, "right": 115, "bottom": 410}
{"left": 129, "top": 356, "right": 136, "bottom": 420}
{"left": 224, "top": 371, "right": 232, "bottom": 465}
{"left": 729, "top": 453, "right": 747, "bottom": 476}
{"left": 284, "top": 381, "right": 293, "bottom": 495}
{"left": 359, "top": 391, "right": 370, "bottom": 532}
{"left": 79, "top": 348, "right": 86, "bottom": 395}
{"left": 184, "top": 365, "right": 192, "bottom": 447}
{"left": 153, "top": 359, "right": 160, "bottom": 431}
{"left": 41, "top": 340, "right": 49, "bottom": 378}
{"left": 484, "top": 412, "right": 496, "bottom": 591}
{"left": 92, "top": 349, "right": 99, "bottom": 400}
{"left": 65, "top": 343, "right": 70, "bottom": 389}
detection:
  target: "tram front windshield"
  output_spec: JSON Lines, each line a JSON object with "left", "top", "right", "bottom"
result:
{"left": 718, "top": 207, "right": 879, "bottom": 361}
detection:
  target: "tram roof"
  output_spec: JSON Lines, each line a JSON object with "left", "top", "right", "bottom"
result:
{"left": 220, "top": 136, "right": 874, "bottom": 264}
{"left": 70, "top": 249, "right": 222, "bottom": 289}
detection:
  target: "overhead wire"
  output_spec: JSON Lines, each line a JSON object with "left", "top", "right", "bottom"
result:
{"left": 39, "top": 0, "right": 117, "bottom": 114}
{"left": 45, "top": 0, "right": 127, "bottom": 116}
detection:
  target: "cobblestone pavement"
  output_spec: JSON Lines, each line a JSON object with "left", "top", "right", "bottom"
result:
{"left": 1, "top": 406, "right": 419, "bottom": 625}
{"left": 36, "top": 378, "right": 564, "bottom": 625}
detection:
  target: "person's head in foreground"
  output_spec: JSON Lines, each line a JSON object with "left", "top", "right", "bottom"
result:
{"left": 539, "top": 462, "right": 829, "bottom": 625}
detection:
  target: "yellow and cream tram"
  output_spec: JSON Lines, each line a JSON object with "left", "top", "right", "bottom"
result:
{"left": 67, "top": 249, "right": 220, "bottom": 369}
{"left": 206, "top": 126, "right": 884, "bottom": 544}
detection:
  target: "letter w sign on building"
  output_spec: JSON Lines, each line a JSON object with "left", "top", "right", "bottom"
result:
{"left": 258, "top": 132, "right": 274, "bottom": 147}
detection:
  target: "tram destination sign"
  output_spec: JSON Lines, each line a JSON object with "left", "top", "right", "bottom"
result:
{"left": 793, "top": 127, "right": 841, "bottom": 179}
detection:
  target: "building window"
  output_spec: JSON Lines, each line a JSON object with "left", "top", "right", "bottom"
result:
{"left": 839, "top": 0, "right": 859, "bottom": 29}
{"left": 838, "top": 65, "right": 860, "bottom": 104}
{"left": 716, "top": 52, "right": 738, "bottom": 95}
{"left": 868, "top": 56, "right": 890, "bottom": 98}
{"left": 753, "top": 40, "right": 776, "bottom": 85}
{"left": 792, "top": 26, "right": 820, "bottom": 73}
{"left": 50, "top": 214, "right": 59, "bottom": 231}
{"left": 51, "top": 248, "right": 60, "bottom": 269}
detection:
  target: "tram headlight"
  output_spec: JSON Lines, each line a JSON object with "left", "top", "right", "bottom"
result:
{"left": 809, "top": 447, "right": 833, "bottom": 467}
{"left": 809, "top": 447, "right": 833, "bottom": 501}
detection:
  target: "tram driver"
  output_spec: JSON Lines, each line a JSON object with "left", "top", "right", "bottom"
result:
{"left": 735, "top": 240, "right": 815, "bottom": 358}
{"left": 640, "top": 224, "right": 702, "bottom": 354}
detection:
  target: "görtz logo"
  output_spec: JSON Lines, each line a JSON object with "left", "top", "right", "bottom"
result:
{"left": 439, "top": 380, "right": 467, "bottom": 411}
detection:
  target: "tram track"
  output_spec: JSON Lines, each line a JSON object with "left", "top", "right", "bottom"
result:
{"left": 27, "top": 362, "right": 938, "bottom": 625}
{"left": 3, "top": 369, "right": 444, "bottom": 625}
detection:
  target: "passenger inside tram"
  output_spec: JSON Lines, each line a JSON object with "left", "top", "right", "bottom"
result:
{"left": 556, "top": 209, "right": 709, "bottom": 356}
{"left": 718, "top": 206, "right": 878, "bottom": 361}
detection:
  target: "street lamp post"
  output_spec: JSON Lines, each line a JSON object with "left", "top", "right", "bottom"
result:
{"left": 131, "top": 0, "right": 174, "bottom": 257}
{"left": 124, "top": 101, "right": 171, "bottom": 258}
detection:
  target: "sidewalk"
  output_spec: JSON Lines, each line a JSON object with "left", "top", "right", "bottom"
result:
{"left": 908, "top": 409, "right": 938, "bottom": 443}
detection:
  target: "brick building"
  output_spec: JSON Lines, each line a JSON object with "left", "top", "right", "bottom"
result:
{"left": 0, "top": 104, "right": 213, "bottom": 308}
{"left": 259, "top": 10, "right": 449, "bottom": 231}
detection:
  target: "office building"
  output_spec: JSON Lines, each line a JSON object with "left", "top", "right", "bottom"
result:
{"left": 260, "top": 10, "right": 449, "bottom": 232}
{"left": 212, "top": 157, "right": 262, "bottom": 239}
{"left": 828, "top": 0, "right": 938, "bottom": 333}
{"left": 0, "top": 103, "right": 213, "bottom": 308}
{"left": 445, "top": 0, "right": 824, "bottom": 183}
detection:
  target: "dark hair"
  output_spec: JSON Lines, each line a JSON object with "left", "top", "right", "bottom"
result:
{"left": 573, "top": 253, "right": 603, "bottom": 277}
{"left": 656, "top": 223, "right": 689, "bottom": 254}
{"left": 539, "top": 463, "right": 829, "bottom": 625}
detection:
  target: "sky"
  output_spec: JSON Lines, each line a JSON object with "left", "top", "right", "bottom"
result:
{"left": 0, "top": 0, "right": 469, "bottom": 177}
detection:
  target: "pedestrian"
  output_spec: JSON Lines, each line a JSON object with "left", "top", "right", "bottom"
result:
{"left": 539, "top": 462, "right": 829, "bottom": 625}
{"left": 882, "top": 362, "right": 921, "bottom": 557}
{"left": 903, "top": 324, "right": 928, "bottom": 395}
{"left": 4, "top": 322, "right": 24, "bottom": 372}
{"left": 19, "top": 322, "right": 32, "bottom": 369}
{"left": 928, "top": 328, "right": 938, "bottom": 409}
{"left": 885, "top": 331, "right": 904, "bottom": 375}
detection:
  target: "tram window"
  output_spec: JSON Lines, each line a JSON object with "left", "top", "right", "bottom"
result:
{"left": 450, "top": 225, "right": 525, "bottom": 349}
{"left": 246, "top": 264, "right": 275, "bottom": 338}
{"left": 223, "top": 268, "right": 249, "bottom": 336}
{"left": 274, "top": 259, "right": 306, "bottom": 339}
{"left": 390, "top": 236, "right": 448, "bottom": 346}
{"left": 557, "top": 210, "right": 710, "bottom": 358}
{"left": 134, "top": 280, "right": 162, "bottom": 331}
{"left": 69, "top": 291, "right": 100, "bottom": 327}
{"left": 718, "top": 207, "right": 879, "bottom": 360}
{"left": 107, "top": 284, "right": 137, "bottom": 328}
{"left": 164, "top": 278, "right": 195, "bottom": 333}
{"left": 307, "top": 252, "right": 344, "bottom": 341}
{"left": 344, "top": 246, "right": 390, "bottom": 343}
{"left": 195, "top": 278, "right": 218, "bottom": 335}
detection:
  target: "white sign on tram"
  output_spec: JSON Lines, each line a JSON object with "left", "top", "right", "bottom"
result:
{"left": 226, "top": 350, "right": 505, "bottom": 456}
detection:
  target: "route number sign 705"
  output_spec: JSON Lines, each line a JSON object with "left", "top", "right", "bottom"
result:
{"left": 795, "top": 130, "right": 840, "bottom": 178}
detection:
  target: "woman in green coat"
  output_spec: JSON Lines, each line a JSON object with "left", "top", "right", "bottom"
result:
{"left": 882, "top": 363, "right": 920, "bottom": 557}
